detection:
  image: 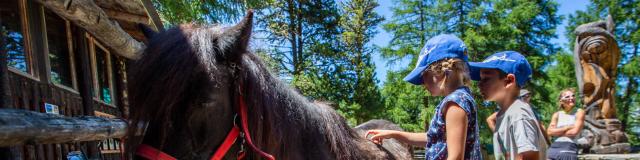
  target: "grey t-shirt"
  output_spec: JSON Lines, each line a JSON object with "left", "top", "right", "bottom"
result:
{"left": 493, "top": 99, "right": 547, "bottom": 160}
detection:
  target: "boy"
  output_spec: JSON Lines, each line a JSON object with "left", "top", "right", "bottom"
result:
{"left": 469, "top": 51, "right": 547, "bottom": 160}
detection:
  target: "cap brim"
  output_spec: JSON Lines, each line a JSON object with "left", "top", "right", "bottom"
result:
{"left": 468, "top": 62, "right": 499, "bottom": 81}
{"left": 403, "top": 66, "right": 427, "bottom": 85}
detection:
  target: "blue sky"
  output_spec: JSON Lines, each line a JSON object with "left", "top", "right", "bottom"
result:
{"left": 370, "top": 0, "right": 591, "bottom": 85}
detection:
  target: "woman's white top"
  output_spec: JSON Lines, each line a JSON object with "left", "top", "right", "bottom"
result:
{"left": 555, "top": 109, "right": 579, "bottom": 143}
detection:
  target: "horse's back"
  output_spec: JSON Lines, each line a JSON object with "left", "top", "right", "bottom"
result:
{"left": 355, "top": 119, "right": 413, "bottom": 160}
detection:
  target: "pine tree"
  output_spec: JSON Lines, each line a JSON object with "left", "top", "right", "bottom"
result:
{"left": 256, "top": 0, "right": 341, "bottom": 77}
{"left": 337, "top": 0, "right": 385, "bottom": 124}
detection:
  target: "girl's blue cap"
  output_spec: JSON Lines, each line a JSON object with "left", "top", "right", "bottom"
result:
{"left": 469, "top": 51, "right": 532, "bottom": 87}
{"left": 403, "top": 34, "right": 468, "bottom": 85}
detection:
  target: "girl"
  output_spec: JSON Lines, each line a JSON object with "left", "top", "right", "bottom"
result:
{"left": 366, "top": 34, "right": 481, "bottom": 160}
{"left": 547, "top": 88, "right": 585, "bottom": 160}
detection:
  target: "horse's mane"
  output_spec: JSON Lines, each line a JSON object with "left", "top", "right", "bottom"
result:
{"left": 238, "top": 52, "right": 374, "bottom": 159}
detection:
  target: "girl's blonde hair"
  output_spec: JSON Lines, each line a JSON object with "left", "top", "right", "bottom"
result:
{"left": 558, "top": 88, "right": 576, "bottom": 110}
{"left": 424, "top": 58, "right": 471, "bottom": 90}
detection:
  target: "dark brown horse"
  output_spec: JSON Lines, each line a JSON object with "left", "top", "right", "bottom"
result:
{"left": 125, "top": 11, "right": 411, "bottom": 160}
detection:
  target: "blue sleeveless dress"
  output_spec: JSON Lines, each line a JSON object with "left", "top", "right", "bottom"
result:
{"left": 425, "top": 87, "right": 482, "bottom": 160}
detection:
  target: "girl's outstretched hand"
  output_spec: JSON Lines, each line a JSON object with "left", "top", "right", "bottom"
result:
{"left": 365, "top": 130, "right": 399, "bottom": 145}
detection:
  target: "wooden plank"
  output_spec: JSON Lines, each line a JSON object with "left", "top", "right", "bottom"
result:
{"left": 26, "top": 145, "right": 36, "bottom": 160}
{"left": 61, "top": 145, "right": 68, "bottom": 160}
{"left": 0, "top": 109, "right": 127, "bottom": 147}
{"left": 55, "top": 144, "right": 62, "bottom": 160}
{"left": 20, "top": 81, "right": 33, "bottom": 110}
{"left": 36, "top": 144, "right": 44, "bottom": 160}
{"left": 45, "top": 144, "right": 53, "bottom": 160}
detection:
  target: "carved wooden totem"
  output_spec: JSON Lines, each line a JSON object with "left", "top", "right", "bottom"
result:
{"left": 573, "top": 15, "right": 630, "bottom": 154}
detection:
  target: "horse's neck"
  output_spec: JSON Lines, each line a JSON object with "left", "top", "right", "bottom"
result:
{"left": 251, "top": 77, "right": 378, "bottom": 159}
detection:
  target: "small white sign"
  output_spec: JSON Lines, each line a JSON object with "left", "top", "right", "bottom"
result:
{"left": 44, "top": 103, "right": 59, "bottom": 115}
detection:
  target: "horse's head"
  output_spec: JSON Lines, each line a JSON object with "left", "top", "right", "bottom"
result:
{"left": 126, "top": 11, "right": 254, "bottom": 159}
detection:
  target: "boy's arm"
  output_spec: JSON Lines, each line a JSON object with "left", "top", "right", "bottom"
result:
{"left": 512, "top": 119, "right": 542, "bottom": 159}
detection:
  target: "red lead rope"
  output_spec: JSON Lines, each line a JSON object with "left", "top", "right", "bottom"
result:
{"left": 136, "top": 86, "right": 275, "bottom": 160}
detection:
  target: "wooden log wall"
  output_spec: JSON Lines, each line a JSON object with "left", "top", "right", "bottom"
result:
{"left": 6, "top": 72, "right": 89, "bottom": 159}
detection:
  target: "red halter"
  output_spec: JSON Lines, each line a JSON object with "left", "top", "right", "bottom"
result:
{"left": 135, "top": 87, "right": 275, "bottom": 160}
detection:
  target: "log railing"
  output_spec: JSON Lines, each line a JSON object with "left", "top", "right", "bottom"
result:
{"left": 0, "top": 108, "right": 127, "bottom": 147}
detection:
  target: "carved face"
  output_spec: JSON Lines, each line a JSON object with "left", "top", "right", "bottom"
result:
{"left": 579, "top": 35, "right": 610, "bottom": 63}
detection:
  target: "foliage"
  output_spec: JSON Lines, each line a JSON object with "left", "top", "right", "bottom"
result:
{"left": 152, "top": 0, "right": 266, "bottom": 25}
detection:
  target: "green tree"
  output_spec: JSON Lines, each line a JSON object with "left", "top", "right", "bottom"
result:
{"left": 536, "top": 51, "right": 578, "bottom": 121}
{"left": 256, "top": 0, "right": 341, "bottom": 77}
{"left": 565, "top": 0, "right": 640, "bottom": 145}
{"left": 152, "top": 0, "right": 265, "bottom": 25}
{"left": 336, "top": 0, "right": 385, "bottom": 124}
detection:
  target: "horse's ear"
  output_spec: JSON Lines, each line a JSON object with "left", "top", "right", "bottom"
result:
{"left": 225, "top": 10, "right": 253, "bottom": 58}
{"left": 138, "top": 23, "right": 158, "bottom": 40}
{"left": 606, "top": 15, "right": 615, "bottom": 33}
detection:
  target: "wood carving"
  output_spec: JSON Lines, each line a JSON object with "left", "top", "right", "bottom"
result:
{"left": 573, "top": 15, "right": 630, "bottom": 154}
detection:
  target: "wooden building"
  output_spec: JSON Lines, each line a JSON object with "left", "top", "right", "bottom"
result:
{"left": 0, "top": 0, "right": 163, "bottom": 159}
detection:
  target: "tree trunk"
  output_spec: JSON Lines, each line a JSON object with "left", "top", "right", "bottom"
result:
{"left": 34, "top": 0, "right": 144, "bottom": 59}
{"left": 0, "top": 109, "right": 127, "bottom": 147}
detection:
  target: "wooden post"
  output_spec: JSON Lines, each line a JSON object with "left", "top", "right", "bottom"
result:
{"left": 76, "top": 29, "right": 103, "bottom": 159}
{"left": 0, "top": 9, "right": 14, "bottom": 159}
{"left": 0, "top": 108, "right": 127, "bottom": 147}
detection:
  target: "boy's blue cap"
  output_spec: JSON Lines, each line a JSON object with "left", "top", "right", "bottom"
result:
{"left": 469, "top": 51, "right": 532, "bottom": 87}
{"left": 403, "top": 34, "right": 468, "bottom": 85}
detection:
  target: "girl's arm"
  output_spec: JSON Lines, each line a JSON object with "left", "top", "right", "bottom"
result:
{"left": 564, "top": 109, "right": 586, "bottom": 137}
{"left": 547, "top": 112, "right": 572, "bottom": 136}
{"left": 444, "top": 102, "right": 468, "bottom": 160}
{"left": 365, "top": 130, "right": 427, "bottom": 147}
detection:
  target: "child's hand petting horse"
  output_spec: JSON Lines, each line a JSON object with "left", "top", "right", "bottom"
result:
{"left": 365, "top": 130, "right": 399, "bottom": 145}
{"left": 365, "top": 130, "right": 428, "bottom": 147}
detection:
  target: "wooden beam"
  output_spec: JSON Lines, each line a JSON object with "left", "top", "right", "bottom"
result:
{"left": 95, "top": 0, "right": 147, "bottom": 16}
{"left": 103, "top": 8, "right": 149, "bottom": 24}
{"left": 0, "top": 109, "right": 127, "bottom": 147}
{"left": 34, "top": 0, "right": 144, "bottom": 59}
{"left": 139, "top": 0, "right": 165, "bottom": 31}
